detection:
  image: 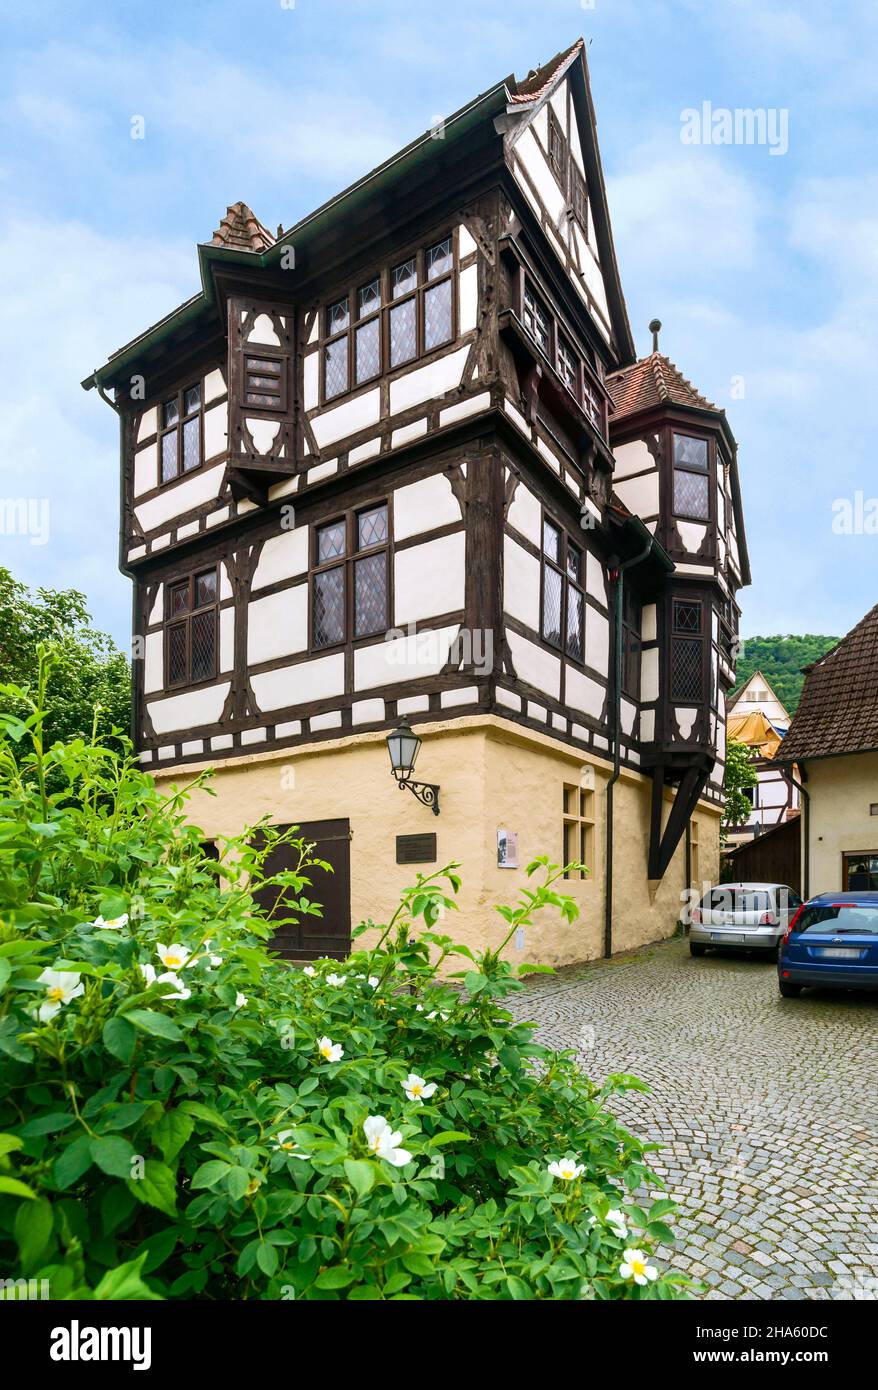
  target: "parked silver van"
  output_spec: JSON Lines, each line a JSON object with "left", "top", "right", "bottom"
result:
{"left": 689, "top": 882, "right": 802, "bottom": 957}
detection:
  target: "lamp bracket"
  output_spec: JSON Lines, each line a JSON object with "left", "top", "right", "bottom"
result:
{"left": 393, "top": 771, "right": 441, "bottom": 816}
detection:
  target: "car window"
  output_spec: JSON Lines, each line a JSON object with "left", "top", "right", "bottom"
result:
{"left": 703, "top": 889, "right": 771, "bottom": 913}
{"left": 795, "top": 905, "right": 878, "bottom": 935}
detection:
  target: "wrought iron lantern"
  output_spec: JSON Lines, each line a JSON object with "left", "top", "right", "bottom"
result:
{"left": 386, "top": 717, "right": 440, "bottom": 815}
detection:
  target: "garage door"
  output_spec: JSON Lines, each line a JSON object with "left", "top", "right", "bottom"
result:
{"left": 251, "top": 818, "right": 352, "bottom": 960}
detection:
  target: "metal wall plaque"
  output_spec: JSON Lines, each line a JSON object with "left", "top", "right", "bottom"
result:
{"left": 396, "top": 833, "right": 437, "bottom": 864}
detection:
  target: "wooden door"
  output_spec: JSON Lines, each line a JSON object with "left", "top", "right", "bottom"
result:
{"left": 251, "top": 819, "right": 352, "bottom": 960}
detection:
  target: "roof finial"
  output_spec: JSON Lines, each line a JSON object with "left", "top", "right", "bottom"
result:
{"left": 649, "top": 318, "right": 662, "bottom": 353}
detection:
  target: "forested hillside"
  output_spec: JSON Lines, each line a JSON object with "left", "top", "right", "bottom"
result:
{"left": 732, "top": 635, "right": 840, "bottom": 713}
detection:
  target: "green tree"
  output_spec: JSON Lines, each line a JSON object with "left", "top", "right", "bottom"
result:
{"left": 721, "top": 737, "right": 758, "bottom": 842}
{"left": 0, "top": 566, "right": 130, "bottom": 747}
{"left": 732, "top": 635, "right": 839, "bottom": 713}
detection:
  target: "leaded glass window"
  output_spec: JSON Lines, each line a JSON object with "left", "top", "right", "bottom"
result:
{"left": 165, "top": 567, "right": 217, "bottom": 687}
{"left": 313, "top": 567, "right": 345, "bottom": 649}
{"left": 424, "top": 278, "right": 452, "bottom": 350}
{"left": 311, "top": 502, "right": 390, "bottom": 651}
{"left": 673, "top": 433, "right": 710, "bottom": 521}
{"left": 392, "top": 257, "right": 417, "bottom": 299}
{"left": 523, "top": 282, "right": 550, "bottom": 355}
{"left": 158, "top": 382, "right": 202, "bottom": 484}
{"left": 390, "top": 298, "right": 417, "bottom": 367}
{"left": 622, "top": 588, "right": 641, "bottom": 699}
{"left": 541, "top": 518, "right": 583, "bottom": 661}
{"left": 324, "top": 336, "right": 349, "bottom": 399}
{"left": 354, "top": 553, "right": 387, "bottom": 637}
{"left": 557, "top": 336, "right": 579, "bottom": 394}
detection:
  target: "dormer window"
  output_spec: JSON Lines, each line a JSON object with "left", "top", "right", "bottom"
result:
{"left": 672, "top": 433, "right": 710, "bottom": 521}
{"left": 160, "top": 383, "right": 202, "bottom": 484}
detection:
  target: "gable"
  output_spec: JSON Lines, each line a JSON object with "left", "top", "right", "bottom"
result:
{"left": 503, "top": 52, "right": 633, "bottom": 365}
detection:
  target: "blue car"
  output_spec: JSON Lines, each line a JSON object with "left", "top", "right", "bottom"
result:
{"left": 778, "top": 891, "right": 878, "bottom": 997}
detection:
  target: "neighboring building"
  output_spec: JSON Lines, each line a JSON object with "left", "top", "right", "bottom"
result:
{"left": 84, "top": 39, "right": 749, "bottom": 964}
{"left": 725, "top": 670, "right": 798, "bottom": 844}
{"left": 775, "top": 603, "right": 878, "bottom": 897}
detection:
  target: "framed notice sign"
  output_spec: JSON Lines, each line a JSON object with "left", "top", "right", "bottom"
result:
{"left": 497, "top": 828, "right": 519, "bottom": 869}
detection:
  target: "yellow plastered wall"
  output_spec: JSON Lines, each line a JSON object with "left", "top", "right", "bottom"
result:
{"left": 152, "top": 715, "right": 720, "bottom": 968}
{"left": 805, "top": 751, "right": 878, "bottom": 894}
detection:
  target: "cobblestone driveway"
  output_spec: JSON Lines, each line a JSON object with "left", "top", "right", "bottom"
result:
{"left": 512, "top": 935, "right": 878, "bottom": 1299}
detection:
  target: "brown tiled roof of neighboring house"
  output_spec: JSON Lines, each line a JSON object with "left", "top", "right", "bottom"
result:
{"left": 607, "top": 352, "right": 717, "bottom": 422}
{"left": 775, "top": 602, "right": 878, "bottom": 762}
{"left": 209, "top": 202, "right": 275, "bottom": 253}
{"left": 508, "top": 39, "right": 584, "bottom": 104}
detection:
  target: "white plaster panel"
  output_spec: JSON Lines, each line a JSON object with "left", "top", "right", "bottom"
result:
{"left": 458, "top": 264, "right": 478, "bottom": 333}
{"left": 352, "top": 698, "right": 384, "bottom": 724}
{"left": 389, "top": 346, "right": 469, "bottom": 415}
{"left": 275, "top": 719, "right": 302, "bottom": 739}
{"left": 641, "top": 603, "right": 657, "bottom": 642}
{"left": 241, "top": 728, "right": 266, "bottom": 745}
{"left": 503, "top": 535, "right": 541, "bottom": 630}
{"left": 615, "top": 472, "right": 659, "bottom": 519}
{"left": 251, "top": 530, "right": 309, "bottom": 590}
{"left": 307, "top": 459, "right": 338, "bottom": 483}
{"left": 144, "top": 633, "right": 163, "bottom": 694}
{"left": 136, "top": 407, "right": 157, "bottom": 443}
{"left": 134, "top": 443, "right": 157, "bottom": 497}
{"left": 397, "top": 694, "right": 430, "bottom": 715}
{"left": 310, "top": 710, "right": 342, "bottom": 732}
{"left": 211, "top": 734, "right": 233, "bottom": 751}
{"left": 349, "top": 437, "right": 381, "bottom": 466}
{"left": 676, "top": 707, "right": 697, "bottom": 738}
{"left": 204, "top": 368, "right": 226, "bottom": 404}
{"left": 252, "top": 653, "right": 344, "bottom": 711}
{"left": 641, "top": 646, "right": 659, "bottom": 702}
{"left": 506, "top": 480, "right": 542, "bottom": 547}
{"left": 496, "top": 688, "right": 522, "bottom": 712}
{"left": 515, "top": 127, "right": 566, "bottom": 224}
{"left": 441, "top": 686, "right": 478, "bottom": 708}
{"left": 303, "top": 352, "right": 319, "bottom": 411}
{"left": 393, "top": 473, "right": 461, "bottom": 541}
{"left": 394, "top": 533, "right": 465, "bottom": 625}
{"left": 621, "top": 699, "right": 636, "bottom": 737}
{"left": 148, "top": 585, "right": 163, "bottom": 627}
{"left": 204, "top": 403, "right": 227, "bottom": 460}
{"left": 220, "top": 607, "right": 234, "bottom": 673}
{"left": 135, "top": 463, "right": 225, "bottom": 534}
{"left": 506, "top": 630, "right": 561, "bottom": 702}
{"left": 458, "top": 224, "right": 477, "bottom": 258}
{"left": 311, "top": 389, "right": 381, "bottom": 448}
{"left": 586, "top": 609, "right": 610, "bottom": 674}
{"left": 612, "top": 439, "right": 654, "bottom": 479}
{"left": 677, "top": 520, "right": 708, "bottom": 554}
{"left": 248, "top": 313, "right": 281, "bottom": 346}
{"left": 247, "top": 587, "right": 307, "bottom": 664}
{"left": 392, "top": 418, "right": 428, "bottom": 449}
{"left": 355, "top": 624, "right": 460, "bottom": 691}
{"left": 177, "top": 521, "right": 199, "bottom": 539}
{"left": 147, "top": 682, "right": 231, "bottom": 735}
{"left": 566, "top": 666, "right": 605, "bottom": 720}
{"left": 640, "top": 709, "right": 656, "bottom": 742}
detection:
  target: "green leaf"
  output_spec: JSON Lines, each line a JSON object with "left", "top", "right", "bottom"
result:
{"left": 505, "top": 1275, "right": 532, "bottom": 1299}
{"left": 103, "top": 1015, "right": 137, "bottom": 1063}
{"left": 20, "top": 1111, "right": 77, "bottom": 1137}
{"left": 0, "top": 1176, "right": 36, "bottom": 1200}
{"left": 153, "top": 1109, "right": 194, "bottom": 1163}
{"left": 315, "top": 1266, "right": 355, "bottom": 1289}
{"left": 647, "top": 1220, "right": 676, "bottom": 1244}
{"left": 0, "top": 1134, "right": 23, "bottom": 1156}
{"left": 179, "top": 1100, "right": 230, "bottom": 1129}
{"left": 343, "top": 1159, "right": 375, "bottom": 1197}
{"left": 90, "top": 1135, "right": 137, "bottom": 1179}
{"left": 126, "top": 1159, "right": 177, "bottom": 1218}
{"left": 0, "top": 957, "right": 11, "bottom": 991}
{"left": 93, "top": 1253, "right": 163, "bottom": 1301}
{"left": 124, "top": 1009, "right": 183, "bottom": 1041}
{"left": 402, "top": 1251, "right": 434, "bottom": 1277}
{"left": 648, "top": 1198, "right": 677, "bottom": 1221}
{"left": 256, "top": 1242, "right": 278, "bottom": 1276}
{"left": 191, "top": 1160, "right": 231, "bottom": 1189}
{"left": 54, "top": 1134, "right": 94, "bottom": 1188}
{"left": 427, "top": 1131, "right": 471, "bottom": 1147}
{"left": 15, "top": 1196, "right": 53, "bottom": 1268}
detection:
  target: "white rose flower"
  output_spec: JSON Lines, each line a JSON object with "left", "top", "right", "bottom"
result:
{"left": 302, "top": 966, "right": 316, "bottom": 977}
{"left": 619, "top": 1248, "right": 658, "bottom": 1286}
{"left": 326, "top": 973, "right": 347, "bottom": 987}
{"left": 606, "top": 1208, "right": 628, "bottom": 1239}
{"left": 273, "top": 1129, "right": 311, "bottom": 1159}
{"left": 317, "top": 1036, "right": 344, "bottom": 1063}
{"left": 548, "top": 1158, "right": 585, "bottom": 1181}
{"left": 235, "top": 992, "right": 248, "bottom": 1008}
{"left": 402, "top": 1072, "right": 438, "bottom": 1102}
{"left": 363, "top": 1116, "right": 412, "bottom": 1168}
{"left": 93, "top": 913, "right": 129, "bottom": 931}
{"left": 157, "top": 943, "right": 190, "bottom": 971}
{"left": 37, "top": 969, "right": 84, "bottom": 1022}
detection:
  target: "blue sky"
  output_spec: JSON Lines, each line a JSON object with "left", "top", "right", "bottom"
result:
{"left": 1, "top": 0, "right": 875, "bottom": 648}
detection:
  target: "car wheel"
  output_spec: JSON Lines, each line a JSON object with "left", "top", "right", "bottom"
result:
{"left": 690, "top": 942, "right": 707, "bottom": 958}
{"left": 778, "top": 980, "right": 802, "bottom": 998}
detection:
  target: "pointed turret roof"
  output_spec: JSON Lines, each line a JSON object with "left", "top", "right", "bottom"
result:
{"left": 209, "top": 202, "right": 275, "bottom": 253}
{"left": 607, "top": 351, "right": 716, "bottom": 422}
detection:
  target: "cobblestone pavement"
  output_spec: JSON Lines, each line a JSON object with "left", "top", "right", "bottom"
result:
{"left": 511, "top": 935, "right": 878, "bottom": 1300}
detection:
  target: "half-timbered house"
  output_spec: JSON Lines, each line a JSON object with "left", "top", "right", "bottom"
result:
{"left": 84, "top": 39, "right": 750, "bottom": 964}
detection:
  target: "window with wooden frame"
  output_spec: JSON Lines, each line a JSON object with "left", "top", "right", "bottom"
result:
{"left": 159, "top": 383, "right": 202, "bottom": 484}
{"left": 547, "top": 108, "right": 568, "bottom": 189}
{"left": 670, "top": 597, "right": 704, "bottom": 704}
{"left": 621, "top": 587, "right": 641, "bottom": 699}
{"left": 320, "top": 236, "right": 454, "bottom": 401}
{"left": 563, "top": 783, "right": 595, "bottom": 880}
{"left": 311, "top": 501, "right": 390, "bottom": 651}
{"left": 242, "top": 351, "right": 287, "bottom": 412}
{"left": 570, "top": 163, "right": 588, "bottom": 233}
{"left": 165, "top": 567, "right": 218, "bottom": 688}
{"left": 522, "top": 279, "right": 551, "bottom": 356}
{"left": 672, "top": 432, "right": 710, "bottom": 521}
{"left": 520, "top": 276, "right": 607, "bottom": 438}
{"left": 541, "top": 517, "right": 584, "bottom": 662}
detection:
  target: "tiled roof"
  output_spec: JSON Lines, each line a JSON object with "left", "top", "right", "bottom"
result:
{"left": 607, "top": 352, "right": 717, "bottom": 422}
{"left": 776, "top": 603, "right": 878, "bottom": 762}
{"left": 209, "top": 202, "right": 275, "bottom": 253}
{"left": 508, "top": 39, "right": 584, "bottom": 104}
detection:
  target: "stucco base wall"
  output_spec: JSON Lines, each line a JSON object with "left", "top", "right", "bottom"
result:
{"left": 805, "top": 751, "right": 878, "bottom": 893}
{"left": 152, "top": 716, "right": 720, "bottom": 967}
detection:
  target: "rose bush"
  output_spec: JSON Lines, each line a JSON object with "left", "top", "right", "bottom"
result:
{"left": 0, "top": 652, "right": 692, "bottom": 1299}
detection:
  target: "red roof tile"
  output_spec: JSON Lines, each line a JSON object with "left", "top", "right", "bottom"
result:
{"left": 607, "top": 352, "right": 716, "bottom": 422}
{"left": 209, "top": 202, "right": 275, "bottom": 253}
{"left": 776, "top": 603, "right": 878, "bottom": 762}
{"left": 508, "top": 39, "right": 584, "bottom": 104}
